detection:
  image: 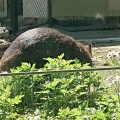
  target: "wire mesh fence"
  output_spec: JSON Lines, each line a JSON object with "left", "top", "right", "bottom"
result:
{"left": 16, "top": 0, "right": 48, "bottom": 30}
{"left": 2, "top": 0, "right": 120, "bottom": 35}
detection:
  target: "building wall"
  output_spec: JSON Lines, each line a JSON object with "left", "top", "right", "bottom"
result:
{"left": 52, "top": 0, "right": 120, "bottom": 17}
{"left": 0, "top": 0, "right": 7, "bottom": 17}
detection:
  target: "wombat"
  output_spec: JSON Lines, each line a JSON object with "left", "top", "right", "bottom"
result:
{"left": 0, "top": 27, "right": 92, "bottom": 72}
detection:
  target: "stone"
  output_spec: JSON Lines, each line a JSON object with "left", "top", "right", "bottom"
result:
{"left": 0, "top": 39, "right": 11, "bottom": 59}
{"left": 0, "top": 27, "right": 9, "bottom": 39}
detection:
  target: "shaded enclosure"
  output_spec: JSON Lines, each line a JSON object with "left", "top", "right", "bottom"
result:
{"left": 1, "top": 0, "right": 120, "bottom": 35}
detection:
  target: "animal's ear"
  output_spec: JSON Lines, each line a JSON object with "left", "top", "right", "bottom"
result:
{"left": 86, "top": 43, "right": 92, "bottom": 57}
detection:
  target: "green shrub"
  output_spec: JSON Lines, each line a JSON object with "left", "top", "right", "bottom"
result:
{"left": 10, "top": 63, "right": 38, "bottom": 110}
{"left": 1, "top": 53, "right": 119, "bottom": 119}
{"left": 0, "top": 77, "right": 23, "bottom": 120}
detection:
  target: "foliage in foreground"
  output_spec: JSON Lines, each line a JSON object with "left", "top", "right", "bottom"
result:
{"left": 0, "top": 79, "right": 23, "bottom": 120}
{"left": 1, "top": 53, "right": 120, "bottom": 119}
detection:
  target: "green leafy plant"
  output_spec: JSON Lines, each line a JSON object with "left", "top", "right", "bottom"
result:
{"left": 56, "top": 107, "right": 82, "bottom": 120}
{"left": 10, "top": 63, "right": 38, "bottom": 110}
{"left": 1, "top": 53, "right": 120, "bottom": 119}
{"left": 35, "top": 54, "right": 104, "bottom": 117}
{"left": 104, "top": 51, "right": 120, "bottom": 66}
{"left": 0, "top": 78, "right": 23, "bottom": 120}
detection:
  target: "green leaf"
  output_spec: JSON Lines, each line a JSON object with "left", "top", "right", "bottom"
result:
{"left": 75, "top": 85, "right": 85, "bottom": 91}
{"left": 11, "top": 95, "right": 24, "bottom": 105}
{"left": 37, "top": 90, "right": 50, "bottom": 94}
{"left": 90, "top": 111, "right": 107, "bottom": 120}
{"left": 58, "top": 53, "right": 64, "bottom": 60}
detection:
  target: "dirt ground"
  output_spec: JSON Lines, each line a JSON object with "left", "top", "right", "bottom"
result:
{"left": 92, "top": 43, "right": 120, "bottom": 86}
{"left": 92, "top": 42, "right": 120, "bottom": 66}
{"left": 93, "top": 44, "right": 120, "bottom": 56}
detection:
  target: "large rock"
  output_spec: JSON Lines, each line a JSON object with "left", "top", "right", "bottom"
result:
{"left": 0, "top": 27, "right": 9, "bottom": 39}
{"left": 0, "top": 27, "right": 92, "bottom": 72}
{"left": 0, "top": 39, "right": 11, "bottom": 59}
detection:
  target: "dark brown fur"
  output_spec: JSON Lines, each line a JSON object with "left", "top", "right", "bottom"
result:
{"left": 0, "top": 27, "right": 92, "bottom": 72}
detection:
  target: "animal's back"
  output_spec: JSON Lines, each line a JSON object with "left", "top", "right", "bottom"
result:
{"left": 1, "top": 28, "right": 74, "bottom": 57}
{"left": 0, "top": 27, "right": 92, "bottom": 72}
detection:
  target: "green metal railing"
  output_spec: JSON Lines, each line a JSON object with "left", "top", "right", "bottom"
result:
{"left": 0, "top": 66, "right": 120, "bottom": 76}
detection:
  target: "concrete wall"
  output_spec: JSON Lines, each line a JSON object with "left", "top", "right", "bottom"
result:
{"left": 0, "top": 0, "right": 7, "bottom": 17}
{"left": 52, "top": 0, "right": 120, "bottom": 17}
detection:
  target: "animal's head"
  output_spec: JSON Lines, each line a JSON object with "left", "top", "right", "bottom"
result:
{"left": 75, "top": 42, "right": 93, "bottom": 66}
{"left": 85, "top": 43, "right": 92, "bottom": 57}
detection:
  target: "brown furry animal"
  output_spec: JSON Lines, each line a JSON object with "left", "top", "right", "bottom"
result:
{"left": 0, "top": 27, "right": 92, "bottom": 72}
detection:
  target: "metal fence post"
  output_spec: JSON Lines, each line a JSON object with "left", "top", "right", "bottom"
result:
{"left": 10, "top": 0, "right": 18, "bottom": 35}
{"left": 48, "top": 0, "right": 52, "bottom": 27}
